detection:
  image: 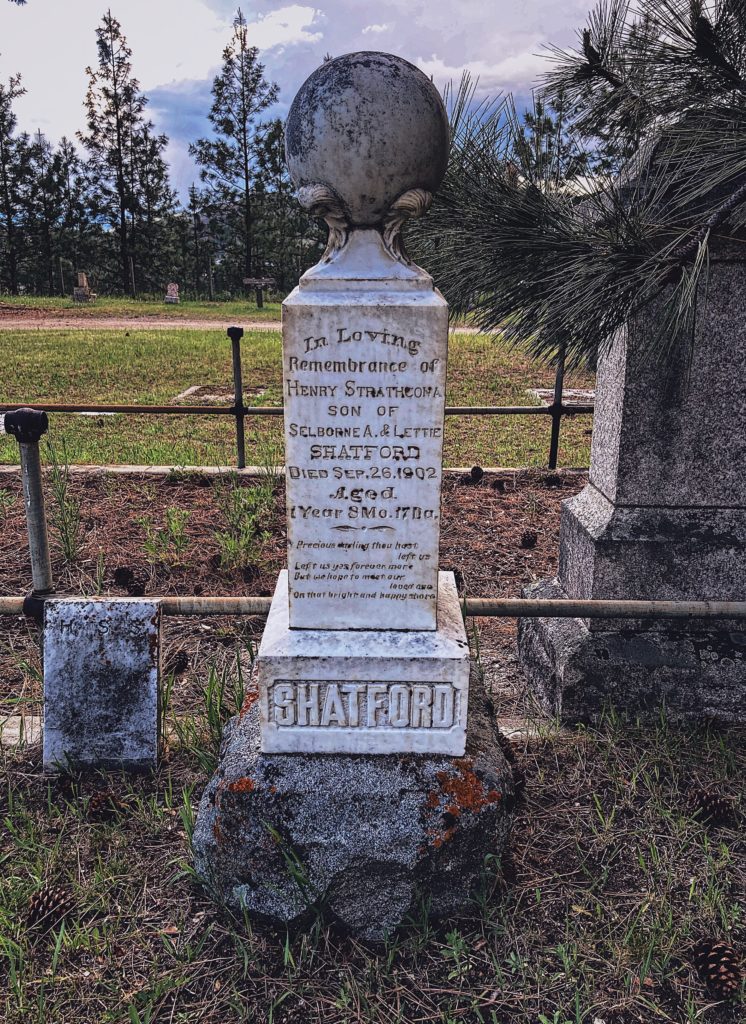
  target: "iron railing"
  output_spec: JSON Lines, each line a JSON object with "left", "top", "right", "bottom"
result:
{"left": 0, "top": 329, "right": 592, "bottom": 471}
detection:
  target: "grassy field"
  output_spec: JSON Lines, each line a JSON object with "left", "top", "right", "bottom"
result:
{"left": 0, "top": 327, "right": 593, "bottom": 468}
{"left": 0, "top": 294, "right": 282, "bottom": 321}
{"left": 1, "top": 691, "right": 743, "bottom": 1024}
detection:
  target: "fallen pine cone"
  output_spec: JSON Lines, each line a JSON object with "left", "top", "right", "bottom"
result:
{"left": 520, "top": 529, "right": 538, "bottom": 549}
{"left": 87, "top": 788, "right": 129, "bottom": 821}
{"left": 27, "top": 882, "right": 75, "bottom": 930}
{"left": 470, "top": 465, "right": 484, "bottom": 483}
{"left": 164, "top": 649, "right": 189, "bottom": 676}
{"left": 688, "top": 785, "right": 737, "bottom": 827}
{"left": 692, "top": 940, "right": 742, "bottom": 1000}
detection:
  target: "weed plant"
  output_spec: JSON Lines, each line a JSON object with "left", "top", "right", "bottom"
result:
{"left": 45, "top": 438, "right": 81, "bottom": 562}
{"left": 213, "top": 461, "right": 277, "bottom": 571}
{"left": 139, "top": 507, "right": 191, "bottom": 565}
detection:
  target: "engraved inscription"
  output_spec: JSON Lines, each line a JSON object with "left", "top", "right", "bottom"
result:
{"left": 269, "top": 680, "right": 457, "bottom": 729}
{"left": 283, "top": 307, "right": 448, "bottom": 629}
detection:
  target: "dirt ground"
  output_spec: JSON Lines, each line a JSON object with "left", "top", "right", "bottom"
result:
{"left": 0, "top": 304, "right": 484, "bottom": 333}
{"left": 0, "top": 468, "right": 577, "bottom": 719}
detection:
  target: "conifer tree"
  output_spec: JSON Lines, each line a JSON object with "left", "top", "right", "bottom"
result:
{"left": 78, "top": 10, "right": 173, "bottom": 294}
{"left": 415, "top": 0, "right": 746, "bottom": 369}
{"left": 190, "top": 8, "right": 278, "bottom": 281}
{"left": 0, "top": 73, "right": 31, "bottom": 294}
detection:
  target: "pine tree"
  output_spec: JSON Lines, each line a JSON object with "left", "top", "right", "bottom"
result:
{"left": 253, "top": 118, "right": 323, "bottom": 291}
{"left": 26, "top": 131, "right": 60, "bottom": 293}
{"left": 190, "top": 8, "right": 278, "bottom": 282}
{"left": 54, "top": 137, "right": 91, "bottom": 290}
{"left": 78, "top": 10, "right": 173, "bottom": 294}
{"left": 0, "top": 73, "right": 31, "bottom": 294}
{"left": 414, "top": 0, "right": 746, "bottom": 369}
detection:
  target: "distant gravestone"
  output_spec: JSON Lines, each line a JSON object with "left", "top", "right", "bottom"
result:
{"left": 243, "top": 276, "right": 274, "bottom": 308}
{"left": 164, "top": 282, "right": 180, "bottom": 304}
{"left": 73, "top": 271, "right": 96, "bottom": 303}
{"left": 193, "top": 52, "right": 514, "bottom": 938}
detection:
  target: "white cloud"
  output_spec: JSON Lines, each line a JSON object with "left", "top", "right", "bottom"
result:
{"left": 416, "top": 51, "right": 549, "bottom": 96}
{"left": 247, "top": 6, "right": 323, "bottom": 52}
{"left": 362, "top": 24, "right": 389, "bottom": 34}
{"left": 0, "top": 1, "right": 322, "bottom": 143}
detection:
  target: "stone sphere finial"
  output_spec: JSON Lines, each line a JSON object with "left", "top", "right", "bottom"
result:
{"left": 286, "top": 52, "right": 449, "bottom": 261}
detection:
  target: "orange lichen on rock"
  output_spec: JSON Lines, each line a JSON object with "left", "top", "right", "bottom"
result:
{"left": 436, "top": 759, "right": 502, "bottom": 816}
{"left": 239, "top": 687, "right": 260, "bottom": 719}
{"left": 227, "top": 777, "right": 256, "bottom": 794}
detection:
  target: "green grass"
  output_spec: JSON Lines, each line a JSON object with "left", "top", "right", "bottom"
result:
{"left": 0, "top": 293, "right": 282, "bottom": 321}
{"left": 0, "top": 327, "right": 594, "bottom": 468}
{"left": 1, "top": 690, "right": 743, "bottom": 1024}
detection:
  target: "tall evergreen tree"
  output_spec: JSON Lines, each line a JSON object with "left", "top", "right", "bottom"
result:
{"left": 253, "top": 118, "right": 323, "bottom": 290}
{"left": 26, "top": 131, "right": 59, "bottom": 293}
{"left": 78, "top": 10, "right": 173, "bottom": 294}
{"left": 54, "top": 136, "right": 91, "bottom": 288}
{"left": 190, "top": 8, "right": 278, "bottom": 281}
{"left": 0, "top": 73, "right": 31, "bottom": 294}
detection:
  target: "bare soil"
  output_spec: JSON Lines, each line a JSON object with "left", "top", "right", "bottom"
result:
{"left": 0, "top": 468, "right": 575, "bottom": 717}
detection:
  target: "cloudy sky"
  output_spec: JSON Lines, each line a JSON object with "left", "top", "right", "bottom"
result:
{"left": 0, "top": 0, "right": 591, "bottom": 198}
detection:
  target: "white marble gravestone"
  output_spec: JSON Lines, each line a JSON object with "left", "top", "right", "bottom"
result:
{"left": 255, "top": 50, "right": 469, "bottom": 755}
{"left": 194, "top": 55, "right": 514, "bottom": 938}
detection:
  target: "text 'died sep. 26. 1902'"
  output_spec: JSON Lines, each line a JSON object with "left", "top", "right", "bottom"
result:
{"left": 283, "top": 312, "right": 448, "bottom": 630}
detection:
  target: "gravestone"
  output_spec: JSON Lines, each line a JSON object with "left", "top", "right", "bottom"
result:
{"left": 518, "top": 246, "right": 746, "bottom": 722}
{"left": 164, "top": 282, "right": 180, "bottom": 304}
{"left": 73, "top": 271, "right": 96, "bottom": 303}
{"left": 43, "top": 599, "right": 160, "bottom": 770}
{"left": 193, "top": 52, "right": 514, "bottom": 937}
{"left": 243, "top": 276, "right": 275, "bottom": 308}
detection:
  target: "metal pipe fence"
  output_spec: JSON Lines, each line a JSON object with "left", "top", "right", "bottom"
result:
{"left": 0, "top": 330, "right": 591, "bottom": 471}
{"left": 3, "top": 595, "right": 746, "bottom": 621}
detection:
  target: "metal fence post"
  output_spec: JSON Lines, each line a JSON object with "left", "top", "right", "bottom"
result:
{"left": 4, "top": 408, "right": 54, "bottom": 595}
{"left": 547, "top": 344, "right": 566, "bottom": 470}
{"left": 227, "top": 326, "right": 246, "bottom": 469}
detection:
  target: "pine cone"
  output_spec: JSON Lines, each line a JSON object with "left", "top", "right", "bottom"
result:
{"left": 693, "top": 940, "right": 742, "bottom": 1000}
{"left": 688, "top": 786, "right": 737, "bottom": 827}
{"left": 27, "top": 882, "right": 75, "bottom": 930}
{"left": 520, "top": 529, "right": 538, "bottom": 549}
{"left": 87, "top": 788, "right": 128, "bottom": 821}
{"left": 470, "top": 465, "right": 484, "bottom": 484}
{"left": 164, "top": 649, "right": 189, "bottom": 677}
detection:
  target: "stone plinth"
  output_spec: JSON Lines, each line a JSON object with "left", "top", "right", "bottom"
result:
{"left": 192, "top": 665, "right": 513, "bottom": 940}
{"left": 519, "top": 256, "right": 746, "bottom": 722}
{"left": 43, "top": 599, "right": 160, "bottom": 770}
{"left": 259, "top": 571, "right": 469, "bottom": 755}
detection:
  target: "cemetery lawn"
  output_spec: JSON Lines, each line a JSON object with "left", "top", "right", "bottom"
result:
{"left": 1, "top": 471, "right": 744, "bottom": 1024}
{"left": 0, "top": 327, "right": 593, "bottom": 468}
{"left": 0, "top": 294, "right": 282, "bottom": 322}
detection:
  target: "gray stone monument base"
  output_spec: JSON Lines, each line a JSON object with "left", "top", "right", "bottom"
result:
{"left": 192, "top": 666, "right": 514, "bottom": 940}
{"left": 518, "top": 579, "right": 746, "bottom": 723}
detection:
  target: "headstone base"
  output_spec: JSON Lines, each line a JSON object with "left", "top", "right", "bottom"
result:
{"left": 258, "top": 571, "right": 470, "bottom": 755}
{"left": 518, "top": 579, "right": 746, "bottom": 723}
{"left": 192, "top": 665, "right": 514, "bottom": 940}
